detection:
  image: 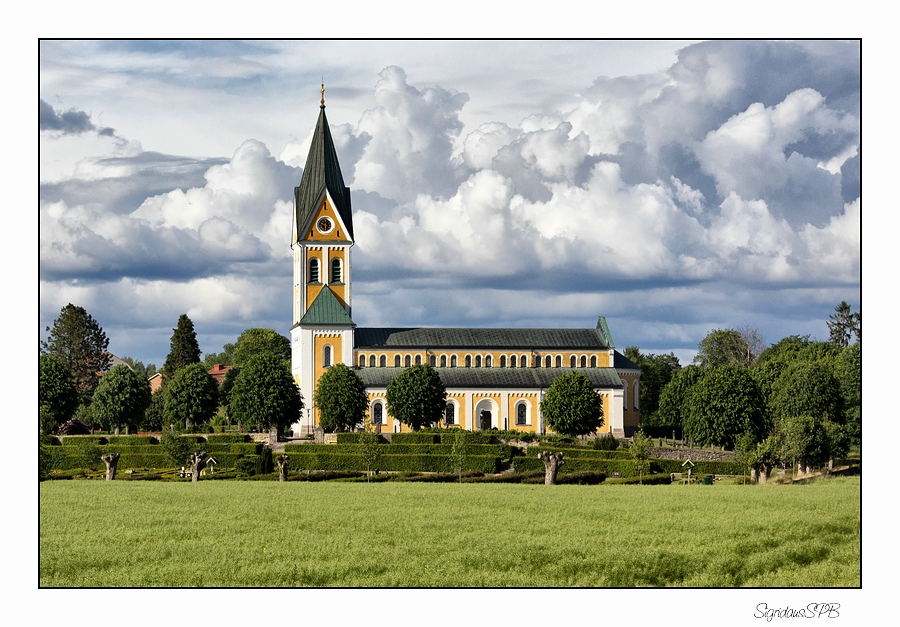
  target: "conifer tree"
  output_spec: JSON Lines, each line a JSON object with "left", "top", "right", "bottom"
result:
{"left": 163, "top": 314, "right": 201, "bottom": 377}
{"left": 41, "top": 303, "right": 111, "bottom": 404}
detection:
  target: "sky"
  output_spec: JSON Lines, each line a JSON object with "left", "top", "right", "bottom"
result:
{"left": 39, "top": 39, "right": 861, "bottom": 369}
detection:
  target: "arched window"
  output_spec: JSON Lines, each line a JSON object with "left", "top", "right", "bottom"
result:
{"left": 555, "top": 355, "right": 562, "bottom": 368}
{"left": 323, "top": 345, "right": 332, "bottom": 368}
{"left": 369, "top": 354, "right": 376, "bottom": 368}
{"left": 380, "top": 355, "right": 386, "bottom": 367}
{"left": 510, "top": 355, "right": 517, "bottom": 368}
{"left": 429, "top": 355, "right": 436, "bottom": 367}
{"left": 633, "top": 380, "right": 640, "bottom": 410}
{"left": 309, "top": 258, "right": 320, "bottom": 283}
{"left": 545, "top": 355, "right": 552, "bottom": 368}
{"left": 516, "top": 402, "right": 528, "bottom": 426}
{"left": 580, "top": 355, "right": 587, "bottom": 368}
{"left": 372, "top": 402, "right": 383, "bottom": 425}
{"left": 570, "top": 355, "right": 576, "bottom": 368}
{"left": 358, "top": 354, "right": 366, "bottom": 368}
{"left": 444, "top": 403, "right": 455, "bottom": 425}
{"left": 440, "top": 355, "right": 447, "bottom": 367}
{"left": 623, "top": 382, "right": 628, "bottom": 409}
{"left": 475, "top": 355, "right": 481, "bottom": 368}
{"left": 465, "top": 355, "right": 472, "bottom": 367}
{"left": 330, "top": 258, "right": 342, "bottom": 283}
{"left": 521, "top": 355, "right": 528, "bottom": 368}
{"left": 451, "top": 355, "right": 458, "bottom": 367}
{"left": 590, "top": 355, "right": 597, "bottom": 367}
{"left": 394, "top": 355, "right": 401, "bottom": 367}
{"left": 415, "top": 355, "right": 422, "bottom": 366}
{"left": 500, "top": 355, "right": 507, "bottom": 368}
{"left": 404, "top": 355, "right": 411, "bottom": 367}
{"left": 485, "top": 355, "right": 492, "bottom": 368}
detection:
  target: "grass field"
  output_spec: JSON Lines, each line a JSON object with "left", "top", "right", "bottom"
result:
{"left": 39, "top": 476, "right": 860, "bottom": 587}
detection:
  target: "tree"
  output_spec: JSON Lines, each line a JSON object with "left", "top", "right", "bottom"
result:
{"left": 449, "top": 428, "right": 468, "bottom": 482}
{"left": 119, "top": 356, "right": 157, "bottom": 379}
{"left": 624, "top": 347, "right": 681, "bottom": 424}
{"left": 629, "top": 429, "right": 653, "bottom": 484}
{"left": 359, "top": 430, "right": 382, "bottom": 481}
{"left": 162, "top": 314, "right": 201, "bottom": 377}
{"left": 218, "top": 366, "right": 241, "bottom": 408}
{"left": 41, "top": 303, "right": 111, "bottom": 404}
{"left": 683, "top": 365, "right": 766, "bottom": 449}
{"left": 385, "top": 364, "right": 447, "bottom": 431}
{"left": 203, "top": 342, "right": 235, "bottom": 370}
{"left": 732, "top": 432, "right": 758, "bottom": 483}
{"left": 540, "top": 372, "right": 605, "bottom": 437}
{"left": 160, "top": 428, "right": 195, "bottom": 469}
{"left": 694, "top": 328, "right": 752, "bottom": 368}
{"left": 142, "top": 387, "right": 166, "bottom": 432}
{"left": 778, "top": 414, "right": 833, "bottom": 477}
{"left": 90, "top": 365, "right": 152, "bottom": 434}
{"left": 313, "top": 363, "right": 368, "bottom": 432}
{"left": 827, "top": 301, "right": 860, "bottom": 347}
{"left": 39, "top": 355, "right": 80, "bottom": 433}
{"left": 834, "top": 343, "right": 861, "bottom": 444}
{"left": 164, "top": 362, "right": 219, "bottom": 429}
{"left": 229, "top": 353, "right": 303, "bottom": 435}
{"left": 233, "top": 328, "right": 291, "bottom": 368}
{"left": 769, "top": 360, "right": 843, "bottom": 425}
{"left": 656, "top": 365, "right": 705, "bottom": 430}
{"left": 538, "top": 451, "right": 565, "bottom": 485}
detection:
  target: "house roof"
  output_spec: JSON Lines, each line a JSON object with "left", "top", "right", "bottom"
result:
{"left": 355, "top": 367, "right": 623, "bottom": 390}
{"left": 298, "top": 285, "right": 354, "bottom": 326}
{"left": 354, "top": 327, "right": 612, "bottom": 350}
{"left": 613, "top": 351, "right": 641, "bottom": 370}
{"left": 294, "top": 101, "right": 353, "bottom": 243}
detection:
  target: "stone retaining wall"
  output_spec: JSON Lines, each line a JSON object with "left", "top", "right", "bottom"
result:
{"left": 650, "top": 447, "right": 735, "bottom": 461}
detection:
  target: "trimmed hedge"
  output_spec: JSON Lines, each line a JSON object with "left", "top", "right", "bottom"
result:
{"left": 285, "top": 452, "right": 500, "bottom": 474}
{"left": 206, "top": 433, "right": 252, "bottom": 444}
{"left": 388, "top": 433, "right": 441, "bottom": 445}
{"left": 651, "top": 459, "right": 741, "bottom": 476}
{"left": 335, "top": 433, "right": 389, "bottom": 444}
{"left": 524, "top": 446, "right": 632, "bottom": 460}
{"left": 284, "top": 443, "right": 513, "bottom": 460}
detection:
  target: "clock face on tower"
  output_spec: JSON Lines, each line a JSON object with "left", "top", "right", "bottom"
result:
{"left": 317, "top": 217, "right": 333, "bottom": 234}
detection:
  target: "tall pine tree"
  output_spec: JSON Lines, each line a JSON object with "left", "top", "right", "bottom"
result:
{"left": 163, "top": 314, "right": 201, "bottom": 377}
{"left": 41, "top": 303, "right": 111, "bottom": 404}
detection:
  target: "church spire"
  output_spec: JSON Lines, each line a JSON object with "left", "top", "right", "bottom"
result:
{"left": 293, "top": 87, "right": 353, "bottom": 244}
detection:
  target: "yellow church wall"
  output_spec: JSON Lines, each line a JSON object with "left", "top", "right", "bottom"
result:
{"left": 311, "top": 334, "right": 343, "bottom": 425}
{"left": 353, "top": 349, "right": 611, "bottom": 370}
{"left": 506, "top": 394, "right": 539, "bottom": 432}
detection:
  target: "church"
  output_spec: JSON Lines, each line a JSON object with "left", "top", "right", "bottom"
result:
{"left": 290, "top": 88, "right": 640, "bottom": 437}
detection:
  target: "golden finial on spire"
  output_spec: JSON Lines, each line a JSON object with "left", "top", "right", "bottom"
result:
{"left": 320, "top": 83, "right": 325, "bottom": 107}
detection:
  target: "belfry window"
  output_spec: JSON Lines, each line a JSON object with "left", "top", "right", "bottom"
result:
{"left": 309, "top": 258, "right": 320, "bottom": 283}
{"left": 330, "top": 258, "right": 342, "bottom": 283}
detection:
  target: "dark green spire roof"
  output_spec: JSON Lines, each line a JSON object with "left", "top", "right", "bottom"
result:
{"left": 294, "top": 101, "right": 353, "bottom": 242}
{"left": 298, "top": 285, "right": 354, "bottom": 327}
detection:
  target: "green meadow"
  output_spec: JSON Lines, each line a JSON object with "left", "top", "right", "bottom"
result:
{"left": 39, "top": 477, "right": 860, "bottom": 587}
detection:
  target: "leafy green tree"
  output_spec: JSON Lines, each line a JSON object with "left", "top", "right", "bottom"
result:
{"left": 694, "top": 328, "right": 749, "bottom": 368}
{"left": 778, "top": 414, "right": 832, "bottom": 476}
{"left": 219, "top": 366, "right": 241, "bottom": 407}
{"left": 834, "top": 343, "right": 861, "bottom": 444}
{"left": 119, "top": 356, "right": 157, "bottom": 379}
{"left": 229, "top": 353, "right": 303, "bottom": 435}
{"left": 684, "top": 365, "right": 766, "bottom": 449}
{"left": 203, "top": 342, "right": 235, "bottom": 369}
{"left": 160, "top": 428, "right": 196, "bottom": 469}
{"left": 90, "top": 365, "right": 152, "bottom": 434}
{"left": 540, "top": 371, "right": 604, "bottom": 437}
{"left": 233, "top": 328, "right": 291, "bottom": 368}
{"left": 41, "top": 303, "right": 111, "bottom": 404}
{"left": 629, "top": 429, "right": 653, "bottom": 484}
{"left": 313, "top": 363, "right": 368, "bottom": 432}
{"left": 656, "top": 365, "right": 706, "bottom": 430}
{"left": 162, "top": 314, "right": 201, "bottom": 377}
{"left": 769, "top": 360, "right": 843, "bottom": 425}
{"left": 142, "top": 388, "right": 166, "bottom": 432}
{"left": 39, "top": 355, "right": 80, "bottom": 433}
{"left": 828, "top": 301, "right": 859, "bottom": 347}
{"left": 624, "top": 347, "right": 681, "bottom": 425}
{"left": 386, "top": 364, "right": 447, "bottom": 431}
{"left": 756, "top": 334, "right": 811, "bottom": 365}
{"left": 164, "top": 362, "right": 219, "bottom": 429}
{"left": 733, "top": 432, "right": 758, "bottom": 483}
{"left": 359, "top": 430, "right": 382, "bottom": 481}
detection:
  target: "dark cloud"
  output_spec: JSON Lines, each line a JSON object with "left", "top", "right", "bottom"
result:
{"left": 40, "top": 99, "right": 114, "bottom": 136}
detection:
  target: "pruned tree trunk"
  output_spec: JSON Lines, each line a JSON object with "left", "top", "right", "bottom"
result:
{"left": 189, "top": 451, "right": 208, "bottom": 482}
{"left": 101, "top": 453, "right": 120, "bottom": 481}
{"left": 277, "top": 454, "right": 290, "bottom": 482}
{"left": 538, "top": 451, "right": 564, "bottom": 485}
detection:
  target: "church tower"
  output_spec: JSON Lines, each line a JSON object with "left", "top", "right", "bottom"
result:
{"left": 290, "top": 86, "right": 355, "bottom": 425}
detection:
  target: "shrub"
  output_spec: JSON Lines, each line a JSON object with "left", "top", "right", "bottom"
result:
{"left": 592, "top": 433, "right": 620, "bottom": 450}
{"left": 58, "top": 419, "right": 91, "bottom": 435}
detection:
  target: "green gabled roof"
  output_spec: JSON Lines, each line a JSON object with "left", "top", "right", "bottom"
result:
{"left": 298, "top": 286, "right": 354, "bottom": 326}
{"left": 355, "top": 367, "right": 623, "bottom": 390}
{"left": 294, "top": 102, "right": 353, "bottom": 242}
{"left": 354, "top": 327, "right": 612, "bottom": 350}
{"left": 595, "top": 316, "right": 615, "bottom": 349}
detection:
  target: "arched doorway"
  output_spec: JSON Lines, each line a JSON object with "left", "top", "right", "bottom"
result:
{"left": 474, "top": 399, "right": 497, "bottom": 430}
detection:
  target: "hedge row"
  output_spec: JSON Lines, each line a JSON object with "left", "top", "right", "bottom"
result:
{"left": 334, "top": 433, "right": 389, "bottom": 444}
{"left": 59, "top": 435, "right": 161, "bottom": 446}
{"left": 651, "top": 459, "right": 741, "bottom": 476}
{"left": 284, "top": 453, "right": 500, "bottom": 474}
{"left": 284, "top": 443, "right": 512, "bottom": 460}
{"left": 388, "top": 433, "right": 441, "bottom": 445}
{"left": 205, "top": 433, "right": 252, "bottom": 444}
{"left": 44, "top": 446, "right": 264, "bottom": 473}
{"left": 524, "top": 446, "right": 632, "bottom": 460}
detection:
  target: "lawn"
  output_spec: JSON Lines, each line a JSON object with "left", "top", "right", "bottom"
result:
{"left": 39, "top": 476, "right": 860, "bottom": 587}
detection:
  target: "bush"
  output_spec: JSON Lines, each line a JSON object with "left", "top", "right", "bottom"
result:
{"left": 592, "top": 433, "right": 620, "bottom": 451}
{"left": 58, "top": 419, "right": 91, "bottom": 435}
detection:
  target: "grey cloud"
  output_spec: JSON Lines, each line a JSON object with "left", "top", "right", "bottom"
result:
{"left": 40, "top": 99, "right": 114, "bottom": 136}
